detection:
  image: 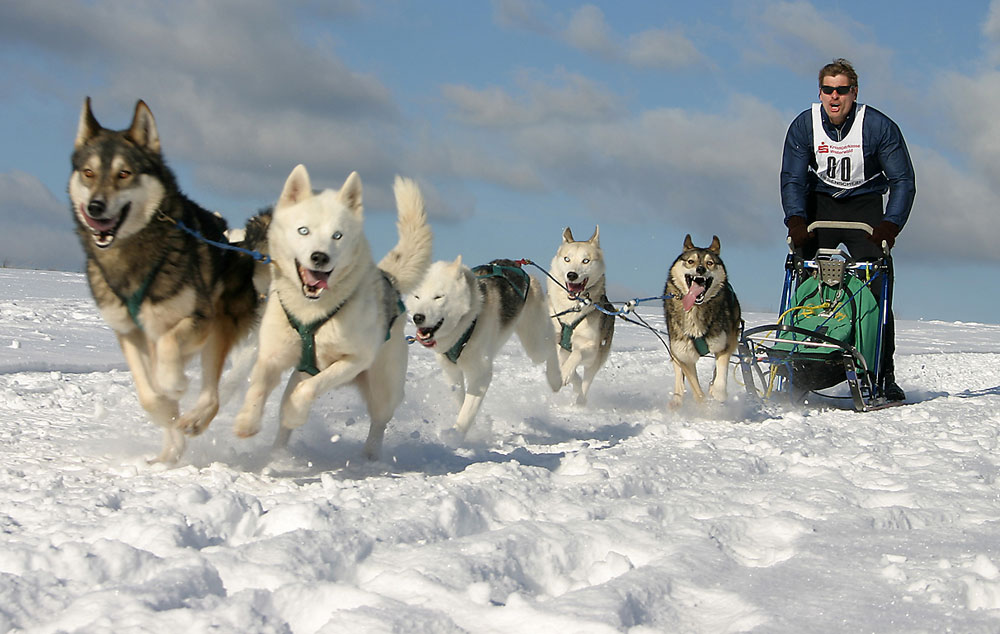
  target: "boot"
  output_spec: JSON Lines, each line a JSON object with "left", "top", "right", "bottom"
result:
{"left": 881, "top": 373, "right": 905, "bottom": 402}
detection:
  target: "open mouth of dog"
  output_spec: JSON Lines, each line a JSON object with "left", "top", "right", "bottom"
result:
{"left": 566, "top": 276, "right": 589, "bottom": 296}
{"left": 682, "top": 274, "right": 712, "bottom": 311}
{"left": 414, "top": 319, "right": 443, "bottom": 348}
{"left": 296, "top": 261, "right": 332, "bottom": 300}
{"left": 82, "top": 202, "right": 130, "bottom": 248}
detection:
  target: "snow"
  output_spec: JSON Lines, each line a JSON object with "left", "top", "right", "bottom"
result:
{"left": 3, "top": 267, "right": 1000, "bottom": 632}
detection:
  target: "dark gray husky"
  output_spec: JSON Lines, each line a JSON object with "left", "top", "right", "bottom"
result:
{"left": 69, "top": 98, "right": 260, "bottom": 463}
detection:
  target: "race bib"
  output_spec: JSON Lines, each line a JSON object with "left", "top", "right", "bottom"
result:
{"left": 812, "top": 103, "right": 866, "bottom": 190}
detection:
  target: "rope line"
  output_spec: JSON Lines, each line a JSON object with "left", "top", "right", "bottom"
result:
{"left": 157, "top": 212, "right": 271, "bottom": 264}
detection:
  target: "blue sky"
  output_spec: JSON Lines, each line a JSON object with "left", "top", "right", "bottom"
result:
{"left": 1, "top": 0, "right": 999, "bottom": 322}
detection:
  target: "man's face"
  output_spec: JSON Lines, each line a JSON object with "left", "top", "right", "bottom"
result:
{"left": 819, "top": 73, "right": 857, "bottom": 126}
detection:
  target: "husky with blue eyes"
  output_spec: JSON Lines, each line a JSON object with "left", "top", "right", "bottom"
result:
{"left": 233, "top": 165, "right": 432, "bottom": 460}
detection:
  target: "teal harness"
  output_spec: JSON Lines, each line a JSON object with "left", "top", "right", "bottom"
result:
{"left": 558, "top": 313, "right": 587, "bottom": 352}
{"left": 93, "top": 253, "right": 168, "bottom": 332}
{"left": 556, "top": 291, "right": 612, "bottom": 352}
{"left": 443, "top": 262, "right": 530, "bottom": 363}
{"left": 285, "top": 274, "right": 404, "bottom": 376}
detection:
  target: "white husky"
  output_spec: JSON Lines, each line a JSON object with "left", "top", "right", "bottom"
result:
{"left": 407, "top": 257, "right": 555, "bottom": 437}
{"left": 546, "top": 226, "right": 615, "bottom": 405}
{"left": 233, "top": 165, "right": 432, "bottom": 460}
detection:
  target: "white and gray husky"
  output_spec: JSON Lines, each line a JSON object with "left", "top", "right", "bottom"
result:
{"left": 546, "top": 226, "right": 615, "bottom": 405}
{"left": 407, "top": 257, "right": 554, "bottom": 437}
{"left": 232, "top": 165, "right": 432, "bottom": 460}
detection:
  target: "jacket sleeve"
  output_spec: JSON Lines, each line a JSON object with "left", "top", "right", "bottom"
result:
{"left": 779, "top": 110, "right": 813, "bottom": 225}
{"left": 872, "top": 113, "right": 916, "bottom": 229}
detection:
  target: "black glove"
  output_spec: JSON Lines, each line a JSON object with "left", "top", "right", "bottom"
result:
{"left": 785, "top": 215, "right": 813, "bottom": 248}
{"left": 868, "top": 220, "right": 900, "bottom": 250}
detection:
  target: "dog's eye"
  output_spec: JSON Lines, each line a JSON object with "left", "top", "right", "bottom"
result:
{"left": 582, "top": 258, "right": 590, "bottom": 264}
{"left": 82, "top": 169, "right": 94, "bottom": 179}
{"left": 117, "top": 170, "right": 132, "bottom": 180}
{"left": 298, "top": 227, "right": 309, "bottom": 235}
{"left": 564, "top": 257, "right": 570, "bottom": 262}
{"left": 434, "top": 295, "right": 443, "bottom": 301}
{"left": 332, "top": 231, "right": 343, "bottom": 240}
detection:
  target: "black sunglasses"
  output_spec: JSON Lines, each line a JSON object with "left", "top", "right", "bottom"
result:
{"left": 821, "top": 85, "right": 853, "bottom": 95}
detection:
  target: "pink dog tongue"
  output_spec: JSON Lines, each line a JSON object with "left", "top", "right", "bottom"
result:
{"left": 302, "top": 269, "right": 329, "bottom": 289}
{"left": 683, "top": 282, "right": 705, "bottom": 312}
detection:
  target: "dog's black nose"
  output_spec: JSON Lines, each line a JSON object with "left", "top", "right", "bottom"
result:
{"left": 566, "top": 271, "right": 578, "bottom": 282}
{"left": 412, "top": 313, "right": 425, "bottom": 325}
{"left": 310, "top": 251, "right": 330, "bottom": 268}
{"left": 87, "top": 200, "right": 106, "bottom": 217}
{"left": 696, "top": 265, "right": 706, "bottom": 275}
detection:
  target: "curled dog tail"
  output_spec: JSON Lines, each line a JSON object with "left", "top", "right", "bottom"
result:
{"left": 379, "top": 176, "right": 433, "bottom": 293}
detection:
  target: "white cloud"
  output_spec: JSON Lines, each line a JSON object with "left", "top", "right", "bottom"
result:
{"left": 563, "top": 5, "right": 617, "bottom": 58}
{"left": 442, "top": 70, "right": 623, "bottom": 128}
{"left": 492, "top": 0, "right": 550, "bottom": 33}
{"left": 559, "top": 4, "right": 704, "bottom": 70}
{"left": 625, "top": 27, "right": 703, "bottom": 69}
{"left": 744, "top": 1, "right": 889, "bottom": 83}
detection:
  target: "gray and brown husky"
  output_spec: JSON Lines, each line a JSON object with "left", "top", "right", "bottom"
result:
{"left": 663, "top": 235, "right": 741, "bottom": 407}
{"left": 69, "top": 98, "right": 260, "bottom": 463}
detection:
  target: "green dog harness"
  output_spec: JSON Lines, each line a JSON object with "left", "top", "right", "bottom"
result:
{"left": 444, "top": 261, "right": 530, "bottom": 363}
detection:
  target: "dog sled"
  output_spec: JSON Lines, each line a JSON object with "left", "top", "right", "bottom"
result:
{"left": 738, "top": 221, "right": 896, "bottom": 411}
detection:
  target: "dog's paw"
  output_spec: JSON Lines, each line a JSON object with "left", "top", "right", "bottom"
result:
{"left": 177, "top": 399, "right": 219, "bottom": 436}
{"left": 232, "top": 412, "right": 261, "bottom": 438}
{"left": 669, "top": 394, "right": 684, "bottom": 409}
{"left": 440, "top": 426, "right": 467, "bottom": 447}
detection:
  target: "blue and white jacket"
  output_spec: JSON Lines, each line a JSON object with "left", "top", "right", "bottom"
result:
{"left": 780, "top": 102, "right": 916, "bottom": 228}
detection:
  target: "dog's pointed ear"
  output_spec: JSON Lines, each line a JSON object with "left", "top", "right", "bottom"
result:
{"left": 563, "top": 227, "right": 574, "bottom": 243}
{"left": 75, "top": 97, "right": 102, "bottom": 150}
{"left": 683, "top": 234, "right": 695, "bottom": 251}
{"left": 588, "top": 225, "right": 600, "bottom": 246}
{"left": 278, "top": 164, "right": 312, "bottom": 209}
{"left": 127, "top": 100, "right": 160, "bottom": 154}
{"left": 452, "top": 254, "right": 463, "bottom": 269}
{"left": 709, "top": 235, "right": 721, "bottom": 254}
{"left": 339, "top": 171, "right": 363, "bottom": 216}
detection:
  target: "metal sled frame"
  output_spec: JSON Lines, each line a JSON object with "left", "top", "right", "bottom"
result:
{"left": 738, "top": 221, "right": 894, "bottom": 411}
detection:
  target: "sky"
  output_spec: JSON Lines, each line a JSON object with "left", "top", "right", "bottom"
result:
{"left": 1, "top": 0, "right": 998, "bottom": 322}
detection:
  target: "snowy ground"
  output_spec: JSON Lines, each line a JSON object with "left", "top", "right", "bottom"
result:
{"left": 3, "top": 268, "right": 1000, "bottom": 633}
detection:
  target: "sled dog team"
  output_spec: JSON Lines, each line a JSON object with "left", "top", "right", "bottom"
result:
{"left": 70, "top": 98, "right": 741, "bottom": 464}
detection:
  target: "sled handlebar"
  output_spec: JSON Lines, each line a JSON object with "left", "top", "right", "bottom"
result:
{"left": 806, "top": 221, "right": 873, "bottom": 234}
{"left": 789, "top": 221, "right": 889, "bottom": 256}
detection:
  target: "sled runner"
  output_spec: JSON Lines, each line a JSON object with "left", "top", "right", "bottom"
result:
{"left": 738, "top": 221, "right": 895, "bottom": 411}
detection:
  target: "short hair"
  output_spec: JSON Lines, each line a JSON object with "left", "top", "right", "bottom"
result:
{"left": 819, "top": 58, "right": 858, "bottom": 88}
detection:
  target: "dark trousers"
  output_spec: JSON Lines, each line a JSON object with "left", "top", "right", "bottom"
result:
{"left": 798, "top": 192, "right": 896, "bottom": 378}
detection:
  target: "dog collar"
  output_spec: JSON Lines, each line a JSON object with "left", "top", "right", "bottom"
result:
{"left": 444, "top": 319, "right": 477, "bottom": 364}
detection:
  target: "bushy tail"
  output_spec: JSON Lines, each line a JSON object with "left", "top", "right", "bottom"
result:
{"left": 379, "top": 176, "right": 433, "bottom": 293}
{"left": 516, "top": 276, "right": 558, "bottom": 365}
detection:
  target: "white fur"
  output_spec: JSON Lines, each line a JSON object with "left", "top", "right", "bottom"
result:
{"left": 406, "top": 257, "right": 554, "bottom": 437}
{"left": 233, "top": 165, "right": 432, "bottom": 460}
{"left": 546, "top": 226, "right": 614, "bottom": 405}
